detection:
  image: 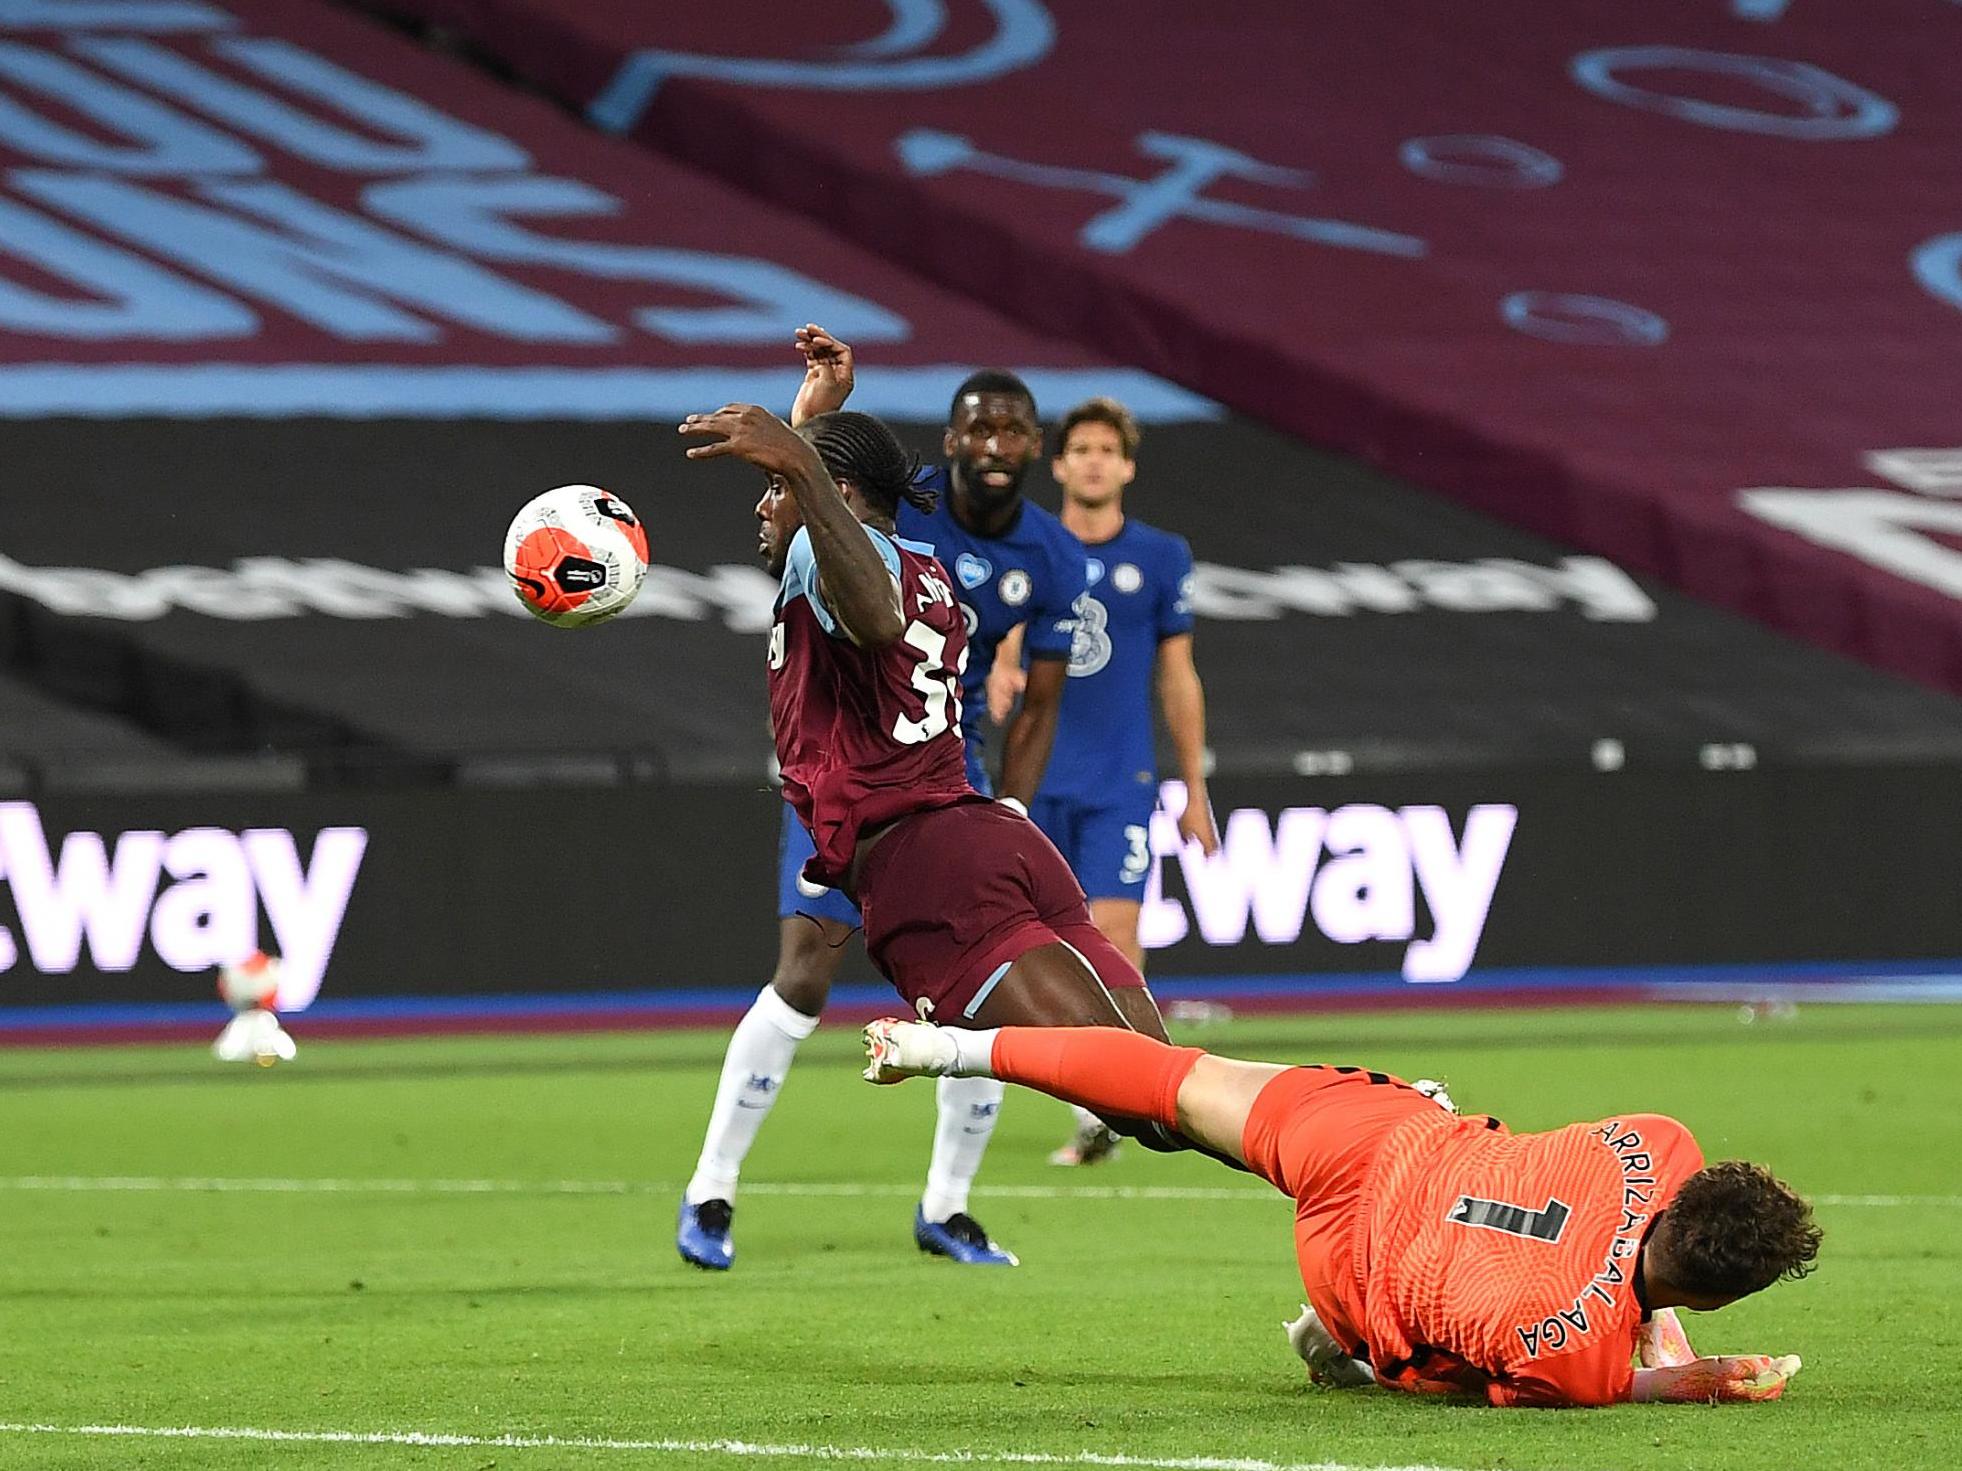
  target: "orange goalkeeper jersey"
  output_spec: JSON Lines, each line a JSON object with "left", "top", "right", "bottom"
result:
{"left": 1356, "top": 1110, "right": 1704, "bottom": 1407}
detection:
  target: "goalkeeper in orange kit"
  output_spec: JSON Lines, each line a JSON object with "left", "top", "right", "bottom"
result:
{"left": 863, "top": 1020, "right": 1819, "bottom": 1407}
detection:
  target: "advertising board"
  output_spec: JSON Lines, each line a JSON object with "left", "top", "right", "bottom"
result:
{"left": 3, "top": 765, "right": 1955, "bottom": 1011}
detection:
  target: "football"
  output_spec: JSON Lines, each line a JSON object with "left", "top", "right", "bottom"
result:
{"left": 217, "top": 949, "right": 281, "bottom": 1012}
{"left": 504, "top": 484, "right": 650, "bottom": 627}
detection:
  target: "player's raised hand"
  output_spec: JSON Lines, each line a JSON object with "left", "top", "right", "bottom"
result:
{"left": 790, "top": 324, "right": 855, "bottom": 426}
{"left": 679, "top": 404, "right": 816, "bottom": 477}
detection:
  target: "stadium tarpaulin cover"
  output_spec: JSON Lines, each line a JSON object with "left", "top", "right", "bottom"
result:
{"left": 350, "top": 0, "right": 1962, "bottom": 695}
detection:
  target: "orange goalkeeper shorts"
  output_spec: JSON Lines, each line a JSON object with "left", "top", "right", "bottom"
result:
{"left": 1240, "top": 1065, "right": 1438, "bottom": 1356}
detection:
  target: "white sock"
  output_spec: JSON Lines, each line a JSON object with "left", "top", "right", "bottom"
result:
{"left": 1071, "top": 1103, "right": 1101, "bottom": 1133}
{"left": 920, "top": 1073, "right": 1005, "bottom": 1223}
{"left": 684, "top": 985, "right": 819, "bottom": 1205}
{"left": 946, "top": 1026, "right": 999, "bottom": 1076}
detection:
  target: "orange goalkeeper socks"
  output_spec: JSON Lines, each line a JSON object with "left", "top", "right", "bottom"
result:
{"left": 987, "top": 1026, "right": 1204, "bottom": 1129}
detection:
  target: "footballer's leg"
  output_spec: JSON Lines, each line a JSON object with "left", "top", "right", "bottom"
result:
{"left": 1091, "top": 899, "right": 1146, "bottom": 975}
{"left": 864, "top": 1018, "right": 1284, "bottom": 1168}
{"left": 1083, "top": 793, "right": 1163, "bottom": 1044}
{"left": 900, "top": 754, "right": 1019, "bottom": 1265}
{"left": 917, "top": 992, "right": 1018, "bottom": 1266}
{"left": 965, "top": 943, "right": 1242, "bottom": 1166}
{"left": 1033, "top": 795, "right": 1157, "bottom": 1165}
{"left": 1033, "top": 919, "right": 1230, "bottom": 1162}
{"left": 1075, "top": 795, "right": 1158, "bottom": 985}
{"left": 853, "top": 803, "right": 1181, "bottom": 1241}
{"left": 678, "top": 913, "right": 851, "bottom": 1269}
{"left": 1109, "top": 983, "right": 1168, "bottom": 1040}
{"left": 928, "top": 803, "right": 1195, "bottom": 1154}
{"left": 915, "top": 1070, "right": 1018, "bottom": 1265}
{"left": 1061, "top": 814, "right": 1161, "bottom": 1162}
{"left": 966, "top": 940, "right": 1131, "bottom": 1030}
{"left": 677, "top": 811, "right": 857, "bottom": 1270}
{"left": 1051, "top": 930, "right": 1161, "bottom": 1164}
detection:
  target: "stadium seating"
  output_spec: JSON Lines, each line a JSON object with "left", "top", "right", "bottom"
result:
{"left": 6, "top": 417, "right": 1961, "bottom": 779}
{"left": 355, "top": 0, "right": 1962, "bottom": 695}
{"left": 1, "top": 1, "right": 1957, "bottom": 1010}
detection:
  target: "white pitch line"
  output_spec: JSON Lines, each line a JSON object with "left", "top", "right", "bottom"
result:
{"left": 0, "top": 1422, "right": 1471, "bottom": 1471}
{"left": 0, "top": 1175, "right": 1275, "bottom": 1202}
{"left": 0, "top": 1176, "right": 1951, "bottom": 1207}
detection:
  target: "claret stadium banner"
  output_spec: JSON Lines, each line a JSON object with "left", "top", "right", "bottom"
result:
{"left": 350, "top": 0, "right": 1962, "bottom": 696}
{"left": 0, "top": 0, "right": 1208, "bottom": 420}
{"left": 0, "top": 765, "right": 1957, "bottom": 1013}
{"left": 2, "top": 1, "right": 1960, "bottom": 1024}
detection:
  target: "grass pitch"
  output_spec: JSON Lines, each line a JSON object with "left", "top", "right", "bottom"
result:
{"left": 0, "top": 1003, "right": 1957, "bottom": 1471}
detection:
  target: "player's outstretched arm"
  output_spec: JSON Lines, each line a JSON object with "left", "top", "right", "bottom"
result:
{"left": 1630, "top": 1355, "right": 1802, "bottom": 1404}
{"left": 997, "top": 541, "right": 1086, "bottom": 804}
{"left": 986, "top": 623, "right": 1028, "bottom": 725}
{"left": 681, "top": 404, "right": 902, "bottom": 647}
{"left": 1156, "top": 634, "right": 1220, "bottom": 855}
{"left": 789, "top": 324, "right": 855, "bottom": 427}
{"left": 997, "top": 655, "right": 1065, "bottom": 806}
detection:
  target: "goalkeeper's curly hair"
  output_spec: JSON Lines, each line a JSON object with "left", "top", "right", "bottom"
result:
{"left": 801, "top": 411, "right": 938, "bottom": 519}
{"left": 1655, "top": 1160, "right": 1822, "bottom": 1299}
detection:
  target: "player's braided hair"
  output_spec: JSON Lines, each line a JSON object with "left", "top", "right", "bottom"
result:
{"left": 803, "top": 411, "right": 938, "bottom": 518}
{"left": 1657, "top": 1160, "right": 1822, "bottom": 1298}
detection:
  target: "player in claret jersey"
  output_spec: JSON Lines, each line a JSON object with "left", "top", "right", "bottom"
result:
{"left": 864, "top": 1019, "right": 1819, "bottom": 1408}
{"left": 676, "top": 403, "right": 1178, "bottom": 1270}
{"left": 676, "top": 337, "right": 1159, "bottom": 1273}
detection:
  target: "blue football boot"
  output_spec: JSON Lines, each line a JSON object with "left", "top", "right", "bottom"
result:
{"left": 914, "top": 1206, "right": 1019, "bottom": 1266}
{"left": 676, "top": 1197, "right": 734, "bottom": 1270}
